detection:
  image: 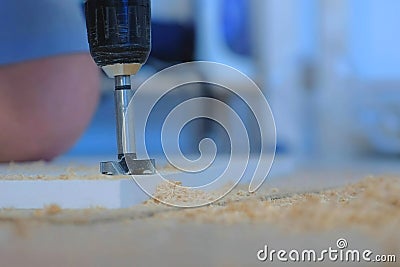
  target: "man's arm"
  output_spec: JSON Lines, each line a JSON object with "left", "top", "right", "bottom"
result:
{"left": 0, "top": 1, "right": 100, "bottom": 161}
{"left": 0, "top": 54, "right": 99, "bottom": 162}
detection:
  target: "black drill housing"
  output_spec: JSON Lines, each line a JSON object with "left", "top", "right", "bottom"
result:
{"left": 85, "top": 0, "right": 151, "bottom": 67}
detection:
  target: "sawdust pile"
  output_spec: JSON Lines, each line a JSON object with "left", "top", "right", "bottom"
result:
{"left": 0, "top": 162, "right": 180, "bottom": 180}
{"left": 1, "top": 162, "right": 120, "bottom": 180}
{"left": 151, "top": 176, "right": 400, "bottom": 234}
{"left": 144, "top": 179, "right": 261, "bottom": 207}
{"left": 1, "top": 174, "right": 399, "bottom": 236}
{"left": 33, "top": 204, "right": 62, "bottom": 216}
{"left": 144, "top": 181, "right": 219, "bottom": 206}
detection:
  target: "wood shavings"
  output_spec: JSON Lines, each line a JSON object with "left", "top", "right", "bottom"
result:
{"left": 34, "top": 204, "right": 62, "bottom": 216}
{"left": 44, "top": 204, "right": 62, "bottom": 215}
{"left": 151, "top": 176, "right": 400, "bottom": 235}
{"left": 0, "top": 172, "right": 399, "bottom": 239}
{"left": 0, "top": 162, "right": 122, "bottom": 180}
{"left": 145, "top": 180, "right": 218, "bottom": 206}
{"left": 0, "top": 168, "right": 399, "bottom": 266}
{"left": 0, "top": 162, "right": 183, "bottom": 180}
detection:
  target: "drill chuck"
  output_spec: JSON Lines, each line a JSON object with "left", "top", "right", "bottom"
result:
{"left": 85, "top": 0, "right": 151, "bottom": 69}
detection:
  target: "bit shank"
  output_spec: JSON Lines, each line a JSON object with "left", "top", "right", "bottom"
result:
{"left": 114, "top": 75, "right": 136, "bottom": 158}
{"left": 100, "top": 75, "right": 156, "bottom": 176}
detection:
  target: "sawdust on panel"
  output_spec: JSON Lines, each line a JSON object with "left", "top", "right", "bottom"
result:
{"left": 0, "top": 174, "right": 400, "bottom": 238}
{"left": 144, "top": 181, "right": 219, "bottom": 206}
{"left": 1, "top": 162, "right": 112, "bottom": 180}
{"left": 33, "top": 204, "right": 62, "bottom": 216}
{"left": 148, "top": 176, "right": 400, "bottom": 235}
{"left": 0, "top": 162, "right": 179, "bottom": 180}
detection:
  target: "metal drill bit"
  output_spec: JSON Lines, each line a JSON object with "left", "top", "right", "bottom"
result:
{"left": 100, "top": 75, "right": 155, "bottom": 175}
{"left": 114, "top": 75, "right": 135, "bottom": 158}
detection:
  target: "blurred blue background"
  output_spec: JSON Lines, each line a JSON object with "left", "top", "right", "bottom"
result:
{"left": 67, "top": 0, "right": 400, "bottom": 160}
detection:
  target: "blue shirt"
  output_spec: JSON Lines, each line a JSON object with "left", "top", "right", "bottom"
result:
{"left": 0, "top": 0, "right": 89, "bottom": 65}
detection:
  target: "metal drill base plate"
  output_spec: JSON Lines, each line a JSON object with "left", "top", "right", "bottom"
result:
{"left": 100, "top": 155, "right": 156, "bottom": 175}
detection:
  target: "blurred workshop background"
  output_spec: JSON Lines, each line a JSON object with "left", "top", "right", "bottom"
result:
{"left": 67, "top": 0, "right": 400, "bottom": 162}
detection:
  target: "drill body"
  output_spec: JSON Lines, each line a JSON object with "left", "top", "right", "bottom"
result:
{"left": 85, "top": 0, "right": 155, "bottom": 175}
{"left": 85, "top": 0, "right": 151, "bottom": 71}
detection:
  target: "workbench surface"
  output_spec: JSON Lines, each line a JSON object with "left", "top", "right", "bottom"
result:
{"left": 1, "top": 156, "right": 399, "bottom": 267}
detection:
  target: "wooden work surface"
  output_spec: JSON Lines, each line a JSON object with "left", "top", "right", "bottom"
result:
{"left": 0, "top": 156, "right": 399, "bottom": 266}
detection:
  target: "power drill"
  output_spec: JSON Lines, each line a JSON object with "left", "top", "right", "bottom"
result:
{"left": 84, "top": 0, "right": 155, "bottom": 175}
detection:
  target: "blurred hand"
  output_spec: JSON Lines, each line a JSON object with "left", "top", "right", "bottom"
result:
{"left": 0, "top": 53, "right": 100, "bottom": 162}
